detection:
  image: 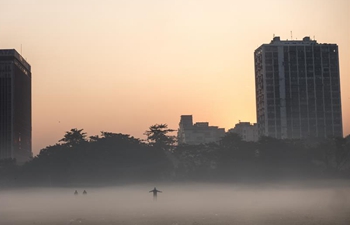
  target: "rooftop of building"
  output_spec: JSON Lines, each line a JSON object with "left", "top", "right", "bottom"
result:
{"left": 0, "top": 49, "right": 31, "bottom": 71}
{"left": 179, "top": 115, "right": 225, "bottom": 131}
{"left": 255, "top": 36, "right": 338, "bottom": 51}
{"left": 270, "top": 36, "right": 317, "bottom": 44}
{"left": 228, "top": 122, "right": 257, "bottom": 131}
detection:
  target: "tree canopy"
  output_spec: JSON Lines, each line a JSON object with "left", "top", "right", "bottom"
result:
{"left": 59, "top": 128, "right": 87, "bottom": 147}
{"left": 1, "top": 127, "right": 349, "bottom": 187}
{"left": 144, "top": 124, "right": 176, "bottom": 149}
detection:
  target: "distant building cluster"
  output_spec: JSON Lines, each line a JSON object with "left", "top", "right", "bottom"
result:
{"left": 228, "top": 122, "right": 258, "bottom": 142}
{"left": 179, "top": 37, "right": 343, "bottom": 143}
{"left": 177, "top": 115, "right": 225, "bottom": 145}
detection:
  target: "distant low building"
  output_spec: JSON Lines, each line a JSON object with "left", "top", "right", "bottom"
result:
{"left": 228, "top": 122, "right": 259, "bottom": 142}
{"left": 177, "top": 115, "right": 225, "bottom": 145}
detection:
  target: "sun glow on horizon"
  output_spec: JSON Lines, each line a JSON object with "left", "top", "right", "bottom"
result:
{"left": 0, "top": 0, "right": 349, "bottom": 155}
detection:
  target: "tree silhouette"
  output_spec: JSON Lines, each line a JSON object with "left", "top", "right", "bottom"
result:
{"left": 59, "top": 128, "right": 87, "bottom": 147}
{"left": 174, "top": 143, "right": 219, "bottom": 179}
{"left": 144, "top": 124, "right": 176, "bottom": 149}
{"left": 2, "top": 126, "right": 349, "bottom": 187}
{"left": 220, "top": 132, "right": 243, "bottom": 150}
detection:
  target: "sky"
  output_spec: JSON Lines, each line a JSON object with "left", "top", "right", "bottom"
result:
{"left": 0, "top": 0, "right": 349, "bottom": 155}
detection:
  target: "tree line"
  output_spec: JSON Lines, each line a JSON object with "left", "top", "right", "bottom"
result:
{"left": 1, "top": 124, "right": 350, "bottom": 187}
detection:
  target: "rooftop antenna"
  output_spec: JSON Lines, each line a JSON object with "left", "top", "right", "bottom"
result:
{"left": 290, "top": 31, "right": 293, "bottom": 40}
{"left": 273, "top": 33, "right": 275, "bottom": 38}
{"left": 313, "top": 35, "right": 315, "bottom": 40}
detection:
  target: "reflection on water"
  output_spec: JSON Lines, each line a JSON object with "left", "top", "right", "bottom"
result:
{"left": 1, "top": 181, "right": 350, "bottom": 225}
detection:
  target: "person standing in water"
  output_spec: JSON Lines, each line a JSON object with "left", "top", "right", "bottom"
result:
{"left": 149, "top": 187, "right": 162, "bottom": 201}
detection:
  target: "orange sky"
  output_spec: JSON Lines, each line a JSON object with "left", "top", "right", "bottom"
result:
{"left": 1, "top": 0, "right": 349, "bottom": 155}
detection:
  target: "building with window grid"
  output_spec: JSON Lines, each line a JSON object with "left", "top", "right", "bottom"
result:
{"left": 254, "top": 37, "right": 343, "bottom": 139}
{"left": 0, "top": 49, "right": 32, "bottom": 164}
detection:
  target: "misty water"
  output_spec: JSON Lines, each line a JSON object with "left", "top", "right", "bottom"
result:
{"left": 1, "top": 181, "right": 350, "bottom": 225}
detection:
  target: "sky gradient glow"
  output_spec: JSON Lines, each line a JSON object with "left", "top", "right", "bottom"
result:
{"left": 1, "top": 0, "right": 349, "bottom": 155}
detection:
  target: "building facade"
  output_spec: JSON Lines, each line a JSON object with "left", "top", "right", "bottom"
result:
{"left": 178, "top": 115, "right": 225, "bottom": 145}
{"left": 228, "top": 122, "right": 259, "bottom": 142}
{"left": 254, "top": 37, "right": 343, "bottom": 139}
{"left": 0, "top": 49, "right": 32, "bottom": 164}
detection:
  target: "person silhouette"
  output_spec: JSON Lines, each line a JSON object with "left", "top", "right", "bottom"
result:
{"left": 149, "top": 187, "right": 162, "bottom": 201}
{"left": 74, "top": 190, "right": 78, "bottom": 195}
{"left": 83, "top": 190, "right": 87, "bottom": 195}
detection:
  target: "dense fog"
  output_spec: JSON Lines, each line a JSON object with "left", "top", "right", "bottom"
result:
{"left": 1, "top": 181, "right": 350, "bottom": 225}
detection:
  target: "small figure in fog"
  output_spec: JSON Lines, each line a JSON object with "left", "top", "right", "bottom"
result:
{"left": 149, "top": 187, "right": 162, "bottom": 201}
{"left": 83, "top": 190, "right": 87, "bottom": 195}
{"left": 74, "top": 190, "right": 78, "bottom": 195}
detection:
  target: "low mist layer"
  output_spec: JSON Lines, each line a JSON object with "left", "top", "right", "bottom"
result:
{"left": 1, "top": 181, "right": 350, "bottom": 225}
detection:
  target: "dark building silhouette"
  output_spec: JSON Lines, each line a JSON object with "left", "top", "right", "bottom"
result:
{"left": 254, "top": 37, "right": 343, "bottom": 139}
{"left": 0, "top": 49, "right": 32, "bottom": 164}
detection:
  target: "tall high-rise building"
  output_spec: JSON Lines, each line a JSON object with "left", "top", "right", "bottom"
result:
{"left": 254, "top": 37, "right": 343, "bottom": 139}
{"left": 0, "top": 49, "right": 32, "bottom": 164}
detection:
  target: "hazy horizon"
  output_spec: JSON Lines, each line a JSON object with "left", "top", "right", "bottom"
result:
{"left": 0, "top": 0, "right": 349, "bottom": 155}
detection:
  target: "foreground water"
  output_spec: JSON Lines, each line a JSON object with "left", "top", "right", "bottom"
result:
{"left": 1, "top": 181, "right": 350, "bottom": 225}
